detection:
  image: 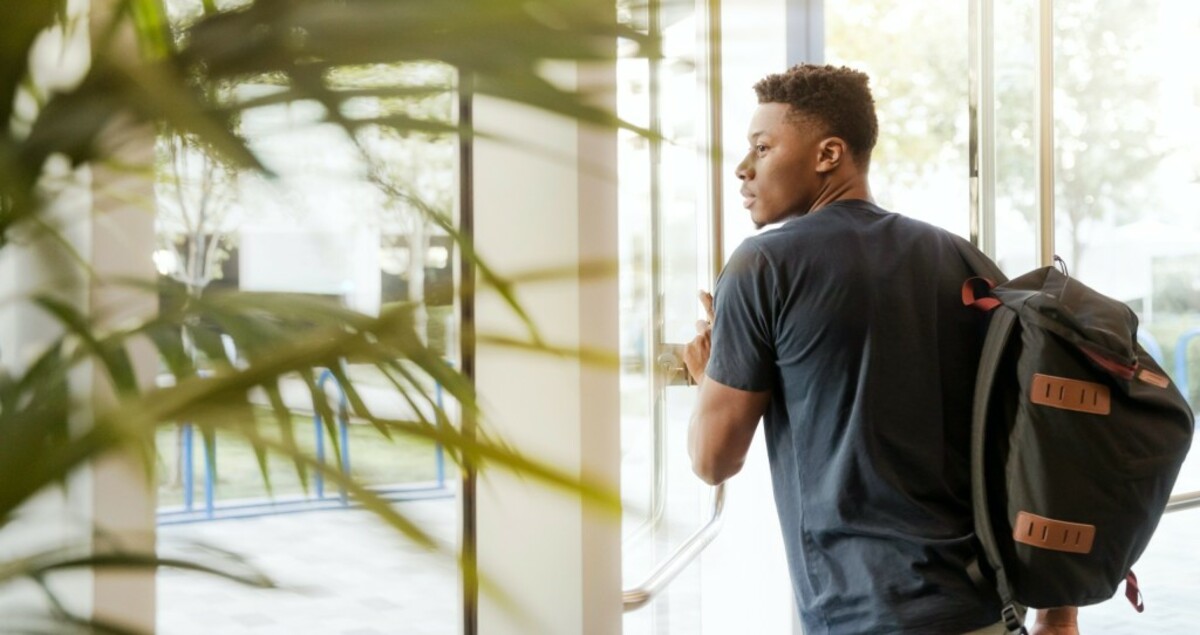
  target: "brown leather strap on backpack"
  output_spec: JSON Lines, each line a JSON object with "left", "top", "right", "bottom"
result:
{"left": 1012, "top": 511, "right": 1095, "bottom": 554}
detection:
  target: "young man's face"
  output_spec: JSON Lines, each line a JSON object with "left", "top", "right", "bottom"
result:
{"left": 736, "top": 102, "right": 825, "bottom": 228}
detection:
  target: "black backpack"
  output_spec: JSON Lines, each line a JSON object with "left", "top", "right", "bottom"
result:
{"left": 953, "top": 238, "right": 1195, "bottom": 633}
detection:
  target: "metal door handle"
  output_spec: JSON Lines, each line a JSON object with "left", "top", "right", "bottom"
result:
{"left": 656, "top": 343, "right": 691, "bottom": 386}
{"left": 624, "top": 343, "right": 690, "bottom": 545}
{"left": 622, "top": 483, "right": 725, "bottom": 612}
{"left": 1166, "top": 490, "right": 1200, "bottom": 514}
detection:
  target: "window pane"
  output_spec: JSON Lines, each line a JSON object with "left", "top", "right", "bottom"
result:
{"left": 826, "top": 1, "right": 971, "bottom": 236}
{"left": 1046, "top": 0, "right": 1200, "bottom": 487}
{"left": 618, "top": 2, "right": 711, "bottom": 632}
{"left": 1042, "top": 0, "right": 1200, "bottom": 630}
{"left": 155, "top": 63, "right": 462, "bottom": 634}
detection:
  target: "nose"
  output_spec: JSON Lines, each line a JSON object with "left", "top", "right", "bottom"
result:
{"left": 736, "top": 154, "right": 753, "bottom": 181}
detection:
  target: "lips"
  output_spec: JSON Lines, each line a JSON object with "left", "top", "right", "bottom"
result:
{"left": 741, "top": 190, "right": 755, "bottom": 209}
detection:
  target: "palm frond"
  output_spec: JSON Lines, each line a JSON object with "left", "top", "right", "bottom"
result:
{"left": 0, "top": 2, "right": 63, "bottom": 127}
{"left": 2, "top": 0, "right": 644, "bottom": 629}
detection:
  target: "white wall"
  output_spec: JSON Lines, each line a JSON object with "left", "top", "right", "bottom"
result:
{"left": 473, "top": 61, "right": 622, "bottom": 634}
{"left": 239, "top": 226, "right": 382, "bottom": 315}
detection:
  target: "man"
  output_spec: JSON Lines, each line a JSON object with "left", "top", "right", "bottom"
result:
{"left": 681, "top": 64, "right": 1079, "bottom": 634}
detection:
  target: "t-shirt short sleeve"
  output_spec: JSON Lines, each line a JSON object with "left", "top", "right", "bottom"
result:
{"left": 705, "top": 241, "right": 776, "bottom": 392}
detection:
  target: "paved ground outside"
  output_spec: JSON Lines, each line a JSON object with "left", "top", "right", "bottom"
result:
{"left": 156, "top": 454, "right": 1200, "bottom": 634}
{"left": 157, "top": 500, "right": 1200, "bottom": 634}
{"left": 157, "top": 499, "right": 458, "bottom": 635}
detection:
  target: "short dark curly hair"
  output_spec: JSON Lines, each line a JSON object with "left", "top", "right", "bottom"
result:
{"left": 753, "top": 64, "right": 878, "bottom": 164}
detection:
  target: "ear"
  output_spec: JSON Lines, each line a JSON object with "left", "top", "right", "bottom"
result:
{"left": 815, "top": 137, "right": 848, "bottom": 173}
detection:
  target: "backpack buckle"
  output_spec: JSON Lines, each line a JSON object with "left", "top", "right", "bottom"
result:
{"left": 1001, "top": 604, "right": 1026, "bottom": 634}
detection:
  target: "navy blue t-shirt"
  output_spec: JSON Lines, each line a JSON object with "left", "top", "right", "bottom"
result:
{"left": 706, "top": 200, "right": 1001, "bottom": 634}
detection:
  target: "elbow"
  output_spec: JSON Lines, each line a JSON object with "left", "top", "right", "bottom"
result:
{"left": 691, "top": 454, "right": 743, "bottom": 486}
{"left": 688, "top": 405, "right": 757, "bottom": 487}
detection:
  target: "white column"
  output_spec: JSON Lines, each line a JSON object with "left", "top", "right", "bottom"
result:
{"left": 85, "top": 0, "right": 158, "bottom": 627}
{"left": 472, "top": 61, "right": 621, "bottom": 633}
{"left": 86, "top": 123, "right": 158, "bottom": 634}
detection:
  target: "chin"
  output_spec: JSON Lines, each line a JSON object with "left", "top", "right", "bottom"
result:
{"left": 753, "top": 205, "right": 808, "bottom": 229}
{"left": 751, "top": 210, "right": 782, "bottom": 229}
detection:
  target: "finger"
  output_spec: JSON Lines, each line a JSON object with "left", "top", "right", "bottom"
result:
{"left": 696, "top": 319, "right": 711, "bottom": 334}
{"left": 699, "top": 291, "right": 715, "bottom": 322}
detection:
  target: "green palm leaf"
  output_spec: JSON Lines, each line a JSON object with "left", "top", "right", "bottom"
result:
{"left": 2, "top": 0, "right": 645, "bottom": 627}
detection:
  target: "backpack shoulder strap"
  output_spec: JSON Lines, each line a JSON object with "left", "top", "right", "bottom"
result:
{"left": 948, "top": 231, "right": 1024, "bottom": 631}
{"left": 971, "top": 306, "right": 1026, "bottom": 634}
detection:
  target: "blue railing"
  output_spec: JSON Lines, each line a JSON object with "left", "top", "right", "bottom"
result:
{"left": 159, "top": 368, "right": 452, "bottom": 525}
{"left": 1176, "top": 327, "right": 1200, "bottom": 410}
{"left": 1138, "top": 331, "right": 1165, "bottom": 366}
{"left": 1139, "top": 328, "right": 1199, "bottom": 410}
{"left": 313, "top": 368, "right": 352, "bottom": 504}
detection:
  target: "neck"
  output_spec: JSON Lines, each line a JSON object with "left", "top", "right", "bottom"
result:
{"left": 808, "top": 174, "right": 873, "bottom": 214}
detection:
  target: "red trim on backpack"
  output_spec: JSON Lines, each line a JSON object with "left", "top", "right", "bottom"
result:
{"left": 962, "top": 277, "right": 1001, "bottom": 311}
{"left": 1080, "top": 347, "right": 1138, "bottom": 381}
{"left": 1125, "top": 571, "right": 1145, "bottom": 613}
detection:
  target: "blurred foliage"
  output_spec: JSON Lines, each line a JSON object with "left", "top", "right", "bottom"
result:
{"left": 1, "top": 0, "right": 653, "bottom": 629}
{"left": 827, "top": 0, "right": 1168, "bottom": 275}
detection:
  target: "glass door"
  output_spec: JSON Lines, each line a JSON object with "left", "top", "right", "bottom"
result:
{"left": 618, "top": 1, "right": 721, "bottom": 632}
{"left": 988, "top": 1, "right": 1200, "bottom": 630}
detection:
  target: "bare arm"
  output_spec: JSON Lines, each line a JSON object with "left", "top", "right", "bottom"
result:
{"left": 687, "top": 374, "right": 769, "bottom": 485}
{"left": 682, "top": 291, "right": 770, "bottom": 485}
{"left": 1031, "top": 607, "right": 1079, "bottom": 635}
